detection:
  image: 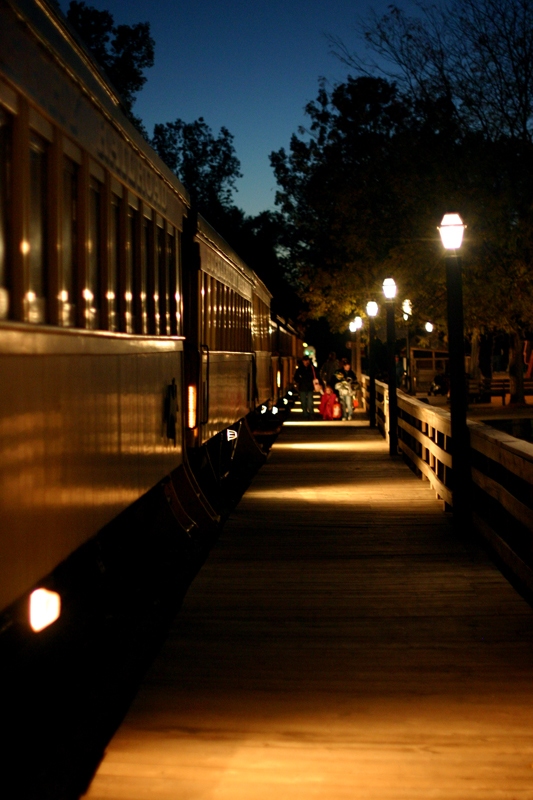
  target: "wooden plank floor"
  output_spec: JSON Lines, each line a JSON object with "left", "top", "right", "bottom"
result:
{"left": 84, "top": 419, "right": 533, "bottom": 799}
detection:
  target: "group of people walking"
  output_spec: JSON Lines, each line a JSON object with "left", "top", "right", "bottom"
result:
{"left": 293, "top": 352, "right": 359, "bottom": 421}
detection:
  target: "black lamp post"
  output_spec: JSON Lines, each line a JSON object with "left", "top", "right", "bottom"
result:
{"left": 402, "top": 298, "right": 412, "bottom": 393}
{"left": 349, "top": 315, "right": 363, "bottom": 381}
{"left": 366, "top": 301, "right": 378, "bottom": 428}
{"left": 383, "top": 278, "right": 398, "bottom": 456}
{"left": 439, "top": 213, "right": 469, "bottom": 523}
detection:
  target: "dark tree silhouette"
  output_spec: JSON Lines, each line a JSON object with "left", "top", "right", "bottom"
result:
{"left": 152, "top": 117, "right": 242, "bottom": 214}
{"left": 66, "top": 1, "right": 154, "bottom": 133}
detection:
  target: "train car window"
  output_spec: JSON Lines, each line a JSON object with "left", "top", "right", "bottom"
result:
{"left": 140, "top": 215, "right": 150, "bottom": 334}
{"left": 246, "top": 301, "right": 252, "bottom": 352}
{"left": 174, "top": 230, "right": 182, "bottom": 336}
{"left": 203, "top": 273, "right": 212, "bottom": 348}
{"left": 107, "top": 193, "right": 120, "bottom": 332}
{"left": 146, "top": 218, "right": 158, "bottom": 335}
{"left": 124, "top": 206, "right": 137, "bottom": 333}
{"left": 86, "top": 177, "right": 101, "bottom": 329}
{"left": 239, "top": 294, "right": 244, "bottom": 352}
{"left": 167, "top": 230, "right": 176, "bottom": 335}
{"left": 60, "top": 157, "right": 77, "bottom": 326}
{"left": 228, "top": 288, "right": 234, "bottom": 350}
{"left": 27, "top": 133, "right": 48, "bottom": 323}
{"left": 217, "top": 282, "right": 224, "bottom": 350}
{"left": 211, "top": 276, "right": 217, "bottom": 349}
{"left": 0, "top": 108, "right": 11, "bottom": 319}
{"left": 156, "top": 225, "right": 168, "bottom": 335}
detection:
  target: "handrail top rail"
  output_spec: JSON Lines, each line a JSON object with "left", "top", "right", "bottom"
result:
{"left": 468, "top": 419, "right": 533, "bottom": 466}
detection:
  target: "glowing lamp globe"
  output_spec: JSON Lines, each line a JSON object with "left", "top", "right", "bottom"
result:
{"left": 349, "top": 315, "right": 362, "bottom": 333}
{"left": 366, "top": 301, "right": 378, "bottom": 318}
{"left": 439, "top": 213, "right": 465, "bottom": 250}
{"left": 383, "top": 278, "right": 397, "bottom": 300}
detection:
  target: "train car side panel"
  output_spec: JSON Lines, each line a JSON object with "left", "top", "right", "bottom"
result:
{"left": 0, "top": 326, "right": 183, "bottom": 612}
{"left": 201, "top": 352, "right": 251, "bottom": 443}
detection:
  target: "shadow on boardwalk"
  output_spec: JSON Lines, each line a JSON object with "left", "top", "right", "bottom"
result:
{"left": 85, "top": 420, "right": 533, "bottom": 800}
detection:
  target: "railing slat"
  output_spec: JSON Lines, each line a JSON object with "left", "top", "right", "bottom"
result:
{"left": 471, "top": 467, "right": 533, "bottom": 534}
{"left": 398, "top": 417, "right": 452, "bottom": 468}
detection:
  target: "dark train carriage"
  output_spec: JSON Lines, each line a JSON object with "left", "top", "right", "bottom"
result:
{"left": 0, "top": 0, "right": 191, "bottom": 622}
{"left": 252, "top": 273, "right": 273, "bottom": 407}
{"left": 271, "top": 314, "right": 303, "bottom": 400}
{"left": 184, "top": 215, "right": 274, "bottom": 446}
{"left": 0, "top": 0, "right": 278, "bottom": 648}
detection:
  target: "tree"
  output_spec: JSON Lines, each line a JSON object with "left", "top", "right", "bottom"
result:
{"left": 66, "top": 1, "right": 154, "bottom": 133}
{"left": 330, "top": 0, "right": 533, "bottom": 398}
{"left": 335, "top": 0, "right": 533, "bottom": 145}
{"left": 270, "top": 75, "right": 457, "bottom": 331}
{"left": 152, "top": 117, "right": 242, "bottom": 217}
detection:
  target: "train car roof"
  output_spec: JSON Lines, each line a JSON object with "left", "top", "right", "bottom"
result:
{"left": 196, "top": 214, "right": 273, "bottom": 304}
{"left": 5, "top": 0, "right": 190, "bottom": 206}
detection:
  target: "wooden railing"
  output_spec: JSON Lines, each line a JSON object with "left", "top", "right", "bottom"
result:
{"left": 360, "top": 375, "right": 533, "bottom": 592}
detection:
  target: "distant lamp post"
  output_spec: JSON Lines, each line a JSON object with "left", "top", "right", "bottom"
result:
{"left": 366, "top": 301, "right": 378, "bottom": 428}
{"left": 383, "top": 278, "right": 398, "bottom": 455}
{"left": 438, "top": 212, "right": 468, "bottom": 523}
{"left": 402, "top": 298, "right": 413, "bottom": 393}
{"left": 349, "top": 315, "right": 363, "bottom": 381}
{"left": 425, "top": 321, "right": 434, "bottom": 333}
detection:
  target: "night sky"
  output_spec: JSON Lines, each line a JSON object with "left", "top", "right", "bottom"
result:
{"left": 58, "top": 0, "right": 400, "bottom": 216}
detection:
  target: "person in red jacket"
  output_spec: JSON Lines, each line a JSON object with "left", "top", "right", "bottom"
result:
{"left": 318, "top": 385, "right": 337, "bottom": 420}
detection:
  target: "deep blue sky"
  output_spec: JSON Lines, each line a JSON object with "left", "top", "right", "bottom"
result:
{"left": 59, "top": 0, "right": 398, "bottom": 216}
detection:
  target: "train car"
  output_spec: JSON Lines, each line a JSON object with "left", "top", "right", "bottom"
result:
{"left": 183, "top": 214, "right": 273, "bottom": 447}
{"left": 0, "top": 0, "right": 269, "bottom": 644}
{"left": 271, "top": 314, "right": 303, "bottom": 400}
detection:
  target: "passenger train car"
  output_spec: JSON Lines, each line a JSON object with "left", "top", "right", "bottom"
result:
{"left": 0, "top": 0, "right": 301, "bottom": 645}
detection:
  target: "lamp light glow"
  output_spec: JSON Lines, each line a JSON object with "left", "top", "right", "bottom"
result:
{"left": 366, "top": 301, "right": 378, "bottom": 317}
{"left": 439, "top": 213, "right": 465, "bottom": 250}
{"left": 383, "top": 278, "right": 397, "bottom": 300}
{"left": 30, "top": 588, "right": 61, "bottom": 632}
{"left": 187, "top": 385, "right": 197, "bottom": 429}
{"left": 425, "top": 321, "right": 434, "bottom": 333}
{"left": 402, "top": 299, "right": 412, "bottom": 318}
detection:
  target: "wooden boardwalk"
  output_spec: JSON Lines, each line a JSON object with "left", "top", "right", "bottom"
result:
{"left": 84, "top": 419, "right": 533, "bottom": 799}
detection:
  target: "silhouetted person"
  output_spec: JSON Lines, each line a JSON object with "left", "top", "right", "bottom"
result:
{"left": 294, "top": 355, "right": 316, "bottom": 420}
{"left": 320, "top": 351, "right": 340, "bottom": 388}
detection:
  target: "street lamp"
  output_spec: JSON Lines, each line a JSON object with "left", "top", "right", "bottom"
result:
{"left": 383, "top": 278, "right": 398, "bottom": 455}
{"left": 425, "top": 321, "right": 434, "bottom": 333}
{"left": 366, "top": 301, "right": 378, "bottom": 428}
{"left": 402, "top": 298, "right": 412, "bottom": 393}
{"left": 438, "top": 212, "right": 468, "bottom": 523}
{"left": 349, "top": 315, "right": 363, "bottom": 381}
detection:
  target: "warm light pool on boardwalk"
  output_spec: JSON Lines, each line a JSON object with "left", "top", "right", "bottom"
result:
{"left": 84, "top": 422, "right": 533, "bottom": 800}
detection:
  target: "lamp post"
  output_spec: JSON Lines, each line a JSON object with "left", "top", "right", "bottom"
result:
{"left": 349, "top": 315, "right": 363, "bottom": 381}
{"left": 366, "top": 301, "right": 378, "bottom": 428}
{"left": 383, "top": 278, "right": 398, "bottom": 455}
{"left": 402, "top": 298, "right": 412, "bottom": 393}
{"left": 438, "top": 213, "right": 469, "bottom": 523}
